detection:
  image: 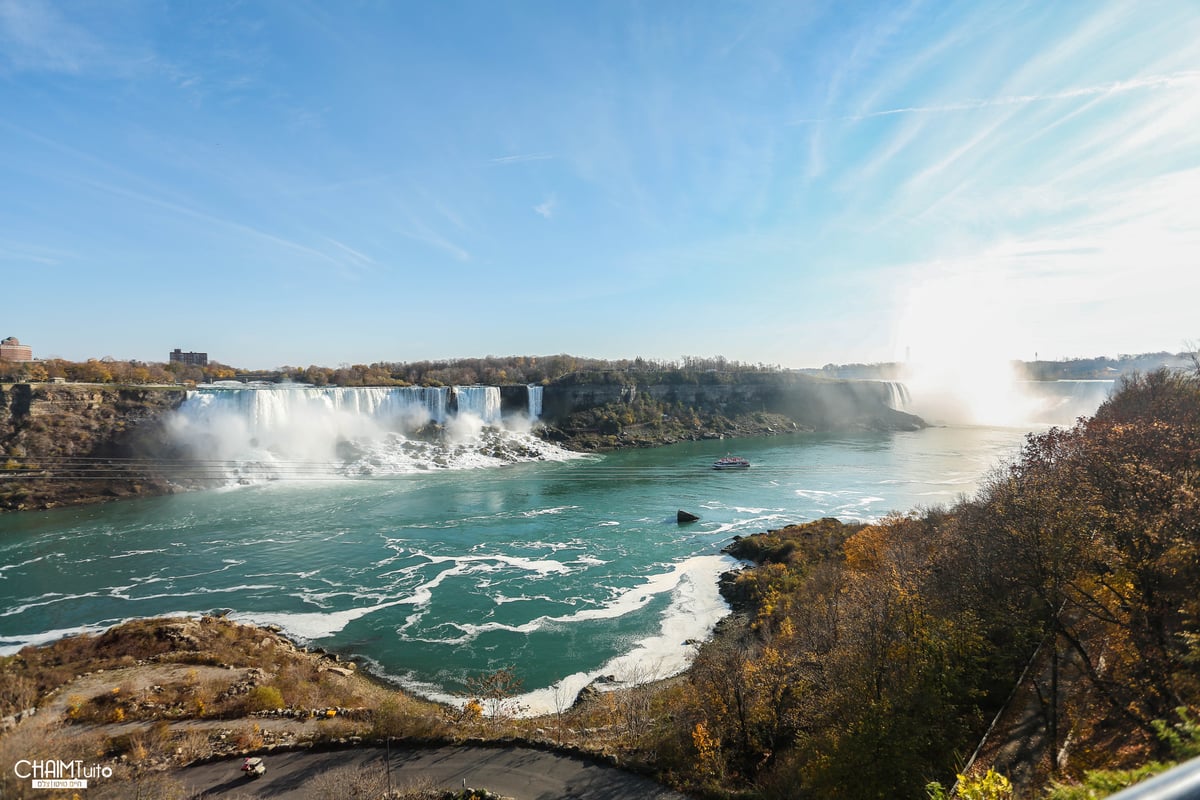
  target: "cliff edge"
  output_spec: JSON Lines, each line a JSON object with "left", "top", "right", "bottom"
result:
{"left": 0, "top": 383, "right": 187, "bottom": 511}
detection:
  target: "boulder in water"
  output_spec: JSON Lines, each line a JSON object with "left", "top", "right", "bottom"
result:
{"left": 677, "top": 509, "right": 700, "bottom": 523}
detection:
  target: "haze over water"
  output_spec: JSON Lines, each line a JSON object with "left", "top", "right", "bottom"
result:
{"left": 0, "top": 381, "right": 1112, "bottom": 713}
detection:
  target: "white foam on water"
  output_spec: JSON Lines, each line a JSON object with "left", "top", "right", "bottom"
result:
{"left": 230, "top": 553, "right": 486, "bottom": 641}
{"left": 0, "top": 592, "right": 104, "bottom": 618}
{"left": 0, "top": 622, "right": 116, "bottom": 656}
{"left": 109, "top": 549, "right": 168, "bottom": 559}
{"left": 231, "top": 602, "right": 404, "bottom": 642}
{"left": 519, "top": 505, "right": 579, "bottom": 517}
{"left": 421, "top": 553, "right": 571, "bottom": 576}
{"left": 490, "top": 593, "right": 557, "bottom": 605}
{"left": 0, "top": 555, "right": 48, "bottom": 578}
{"left": 517, "top": 553, "right": 736, "bottom": 716}
{"left": 107, "top": 584, "right": 278, "bottom": 602}
{"left": 440, "top": 553, "right": 735, "bottom": 654}
{"left": 369, "top": 555, "right": 736, "bottom": 716}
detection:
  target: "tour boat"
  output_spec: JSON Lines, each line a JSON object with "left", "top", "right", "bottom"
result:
{"left": 713, "top": 456, "right": 750, "bottom": 470}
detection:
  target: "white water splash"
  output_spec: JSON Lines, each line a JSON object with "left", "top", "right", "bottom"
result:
{"left": 166, "top": 385, "right": 575, "bottom": 482}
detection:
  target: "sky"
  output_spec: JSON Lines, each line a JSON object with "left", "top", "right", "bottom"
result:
{"left": 1, "top": 0, "right": 1198, "bottom": 371}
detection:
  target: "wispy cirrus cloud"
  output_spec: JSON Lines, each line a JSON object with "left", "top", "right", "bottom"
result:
{"left": 847, "top": 71, "right": 1200, "bottom": 123}
{"left": 0, "top": 239, "right": 73, "bottom": 266}
{"left": 490, "top": 152, "right": 555, "bottom": 165}
{"left": 0, "top": 0, "right": 100, "bottom": 72}
{"left": 396, "top": 221, "right": 471, "bottom": 262}
{"left": 0, "top": 0, "right": 152, "bottom": 76}
{"left": 792, "top": 71, "right": 1200, "bottom": 125}
{"left": 323, "top": 237, "right": 375, "bottom": 269}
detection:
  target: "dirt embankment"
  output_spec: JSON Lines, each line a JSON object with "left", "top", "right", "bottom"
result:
{"left": 0, "top": 615, "right": 438, "bottom": 797}
{"left": 0, "top": 615, "right": 699, "bottom": 799}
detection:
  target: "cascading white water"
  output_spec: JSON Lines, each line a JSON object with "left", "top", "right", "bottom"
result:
{"left": 451, "top": 386, "right": 501, "bottom": 424}
{"left": 883, "top": 381, "right": 911, "bottom": 410}
{"left": 527, "top": 384, "right": 543, "bottom": 421}
{"left": 167, "top": 384, "right": 571, "bottom": 482}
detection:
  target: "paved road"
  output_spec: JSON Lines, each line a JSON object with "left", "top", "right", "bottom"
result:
{"left": 184, "top": 744, "right": 692, "bottom": 800}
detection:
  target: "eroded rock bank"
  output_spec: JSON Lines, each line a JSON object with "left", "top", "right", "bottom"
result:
{"left": 538, "top": 371, "right": 923, "bottom": 451}
{"left": 0, "top": 383, "right": 188, "bottom": 511}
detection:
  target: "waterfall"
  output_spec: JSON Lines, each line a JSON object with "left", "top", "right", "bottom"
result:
{"left": 527, "top": 384, "right": 543, "bottom": 421}
{"left": 450, "top": 386, "right": 501, "bottom": 424}
{"left": 1017, "top": 380, "right": 1115, "bottom": 424}
{"left": 168, "top": 384, "right": 572, "bottom": 481}
{"left": 181, "top": 385, "right": 452, "bottom": 432}
{"left": 883, "top": 381, "right": 911, "bottom": 410}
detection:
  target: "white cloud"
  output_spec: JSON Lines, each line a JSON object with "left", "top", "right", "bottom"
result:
{"left": 534, "top": 194, "right": 558, "bottom": 219}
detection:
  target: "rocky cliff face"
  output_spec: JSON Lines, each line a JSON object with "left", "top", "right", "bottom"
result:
{"left": 0, "top": 384, "right": 187, "bottom": 511}
{"left": 540, "top": 372, "right": 923, "bottom": 450}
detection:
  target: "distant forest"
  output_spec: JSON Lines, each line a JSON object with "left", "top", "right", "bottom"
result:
{"left": 0, "top": 350, "right": 1195, "bottom": 387}
{"left": 0, "top": 354, "right": 776, "bottom": 387}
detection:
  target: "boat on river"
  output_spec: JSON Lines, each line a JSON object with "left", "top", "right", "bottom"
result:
{"left": 713, "top": 456, "right": 750, "bottom": 470}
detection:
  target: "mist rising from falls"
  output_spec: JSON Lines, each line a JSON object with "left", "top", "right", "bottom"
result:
{"left": 886, "top": 272, "right": 1118, "bottom": 427}
{"left": 883, "top": 372, "right": 1114, "bottom": 427}
{"left": 167, "top": 385, "right": 571, "bottom": 482}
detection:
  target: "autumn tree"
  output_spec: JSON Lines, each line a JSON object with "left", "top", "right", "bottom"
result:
{"left": 463, "top": 666, "right": 525, "bottom": 724}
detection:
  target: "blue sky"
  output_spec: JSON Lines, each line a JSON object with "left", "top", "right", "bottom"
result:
{"left": 2, "top": 1, "right": 1198, "bottom": 370}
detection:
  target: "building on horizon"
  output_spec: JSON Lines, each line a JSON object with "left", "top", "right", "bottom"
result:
{"left": 0, "top": 337, "right": 33, "bottom": 362}
{"left": 169, "top": 348, "right": 208, "bottom": 367}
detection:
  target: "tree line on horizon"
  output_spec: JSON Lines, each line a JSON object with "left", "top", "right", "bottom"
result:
{"left": 5, "top": 350, "right": 1195, "bottom": 389}
{"left": 0, "top": 354, "right": 779, "bottom": 387}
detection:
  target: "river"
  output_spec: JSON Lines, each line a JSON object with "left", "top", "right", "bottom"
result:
{"left": 0, "top": 382, "right": 1110, "bottom": 713}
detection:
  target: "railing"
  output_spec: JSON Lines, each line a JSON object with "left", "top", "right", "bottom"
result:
{"left": 1106, "top": 756, "right": 1200, "bottom": 799}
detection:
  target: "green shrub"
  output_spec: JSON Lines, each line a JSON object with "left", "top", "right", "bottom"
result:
{"left": 245, "top": 685, "right": 285, "bottom": 712}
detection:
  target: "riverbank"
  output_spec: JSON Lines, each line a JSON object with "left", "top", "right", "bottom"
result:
{"left": 0, "top": 613, "right": 703, "bottom": 798}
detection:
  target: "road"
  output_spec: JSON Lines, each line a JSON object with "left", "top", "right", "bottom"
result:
{"left": 183, "top": 744, "right": 692, "bottom": 800}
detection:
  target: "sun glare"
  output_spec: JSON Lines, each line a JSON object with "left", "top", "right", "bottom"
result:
{"left": 894, "top": 273, "right": 1037, "bottom": 427}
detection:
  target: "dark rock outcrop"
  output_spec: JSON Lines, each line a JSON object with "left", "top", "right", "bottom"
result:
{"left": 541, "top": 372, "right": 924, "bottom": 452}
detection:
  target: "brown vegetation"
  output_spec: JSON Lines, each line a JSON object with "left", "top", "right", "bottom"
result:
{"left": 628, "top": 368, "right": 1200, "bottom": 799}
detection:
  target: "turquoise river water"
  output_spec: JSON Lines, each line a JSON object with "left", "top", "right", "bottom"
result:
{"left": 0, "top": 418, "right": 1049, "bottom": 713}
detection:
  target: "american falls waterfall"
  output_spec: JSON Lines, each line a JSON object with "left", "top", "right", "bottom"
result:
{"left": 165, "top": 384, "right": 568, "bottom": 482}
{"left": 450, "top": 385, "right": 501, "bottom": 424}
